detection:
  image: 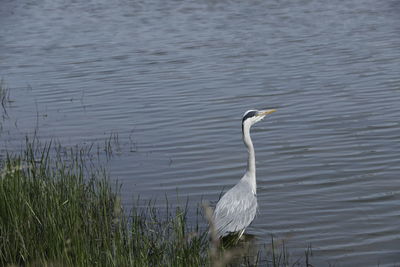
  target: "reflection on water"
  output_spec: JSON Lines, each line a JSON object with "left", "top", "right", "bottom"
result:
{"left": 1, "top": 0, "right": 400, "bottom": 265}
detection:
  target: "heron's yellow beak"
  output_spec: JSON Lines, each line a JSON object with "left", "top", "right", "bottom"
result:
{"left": 258, "top": 109, "right": 277, "bottom": 116}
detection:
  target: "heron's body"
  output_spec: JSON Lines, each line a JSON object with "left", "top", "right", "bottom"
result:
{"left": 213, "top": 109, "right": 276, "bottom": 238}
{"left": 213, "top": 173, "right": 257, "bottom": 237}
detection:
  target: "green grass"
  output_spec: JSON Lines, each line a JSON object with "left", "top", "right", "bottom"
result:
{"left": 0, "top": 138, "right": 312, "bottom": 266}
{"left": 0, "top": 139, "right": 209, "bottom": 266}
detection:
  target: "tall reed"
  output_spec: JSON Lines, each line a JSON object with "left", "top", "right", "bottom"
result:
{"left": 0, "top": 138, "right": 208, "bottom": 266}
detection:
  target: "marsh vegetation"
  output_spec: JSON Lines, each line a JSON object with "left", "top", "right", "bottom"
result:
{"left": 0, "top": 137, "right": 312, "bottom": 266}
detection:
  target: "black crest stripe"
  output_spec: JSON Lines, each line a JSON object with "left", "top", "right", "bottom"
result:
{"left": 242, "top": 111, "right": 257, "bottom": 124}
{"left": 242, "top": 111, "right": 257, "bottom": 133}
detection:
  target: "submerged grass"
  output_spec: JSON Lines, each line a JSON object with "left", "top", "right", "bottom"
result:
{"left": 0, "top": 137, "right": 312, "bottom": 266}
{"left": 0, "top": 79, "right": 11, "bottom": 115}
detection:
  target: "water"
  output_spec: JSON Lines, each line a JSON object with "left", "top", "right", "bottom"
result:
{"left": 1, "top": 0, "right": 400, "bottom": 265}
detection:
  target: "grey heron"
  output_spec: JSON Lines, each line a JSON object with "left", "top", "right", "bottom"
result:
{"left": 213, "top": 109, "right": 276, "bottom": 238}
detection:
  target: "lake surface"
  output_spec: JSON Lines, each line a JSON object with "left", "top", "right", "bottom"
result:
{"left": 1, "top": 0, "right": 400, "bottom": 265}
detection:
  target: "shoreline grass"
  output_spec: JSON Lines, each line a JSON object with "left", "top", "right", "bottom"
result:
{"left": 0, "top": 139, "right": 209, "bottom": 266}
{"left": 0, "top": 138, "right": 311, "bottom": 266}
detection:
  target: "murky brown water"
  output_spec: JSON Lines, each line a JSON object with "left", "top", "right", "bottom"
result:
{"left": 1, "top": 0, "right": 400, "bottom": 265}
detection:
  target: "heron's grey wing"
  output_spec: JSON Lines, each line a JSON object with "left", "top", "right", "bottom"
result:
{"left": 213, "top": 182, "right": 257, "bottom": 237}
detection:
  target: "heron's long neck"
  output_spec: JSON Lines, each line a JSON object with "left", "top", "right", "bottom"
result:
{"left": 243, "top": 125, "right": 256, "bottom": 191}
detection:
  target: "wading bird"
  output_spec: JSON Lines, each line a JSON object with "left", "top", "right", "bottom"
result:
{"left": 213, "top": 109, "right": 276, "bottom": 238}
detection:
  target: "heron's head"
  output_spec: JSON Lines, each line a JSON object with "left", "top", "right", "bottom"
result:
{"left": 242, "top": 109, "right": 276, "bottom": 131}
